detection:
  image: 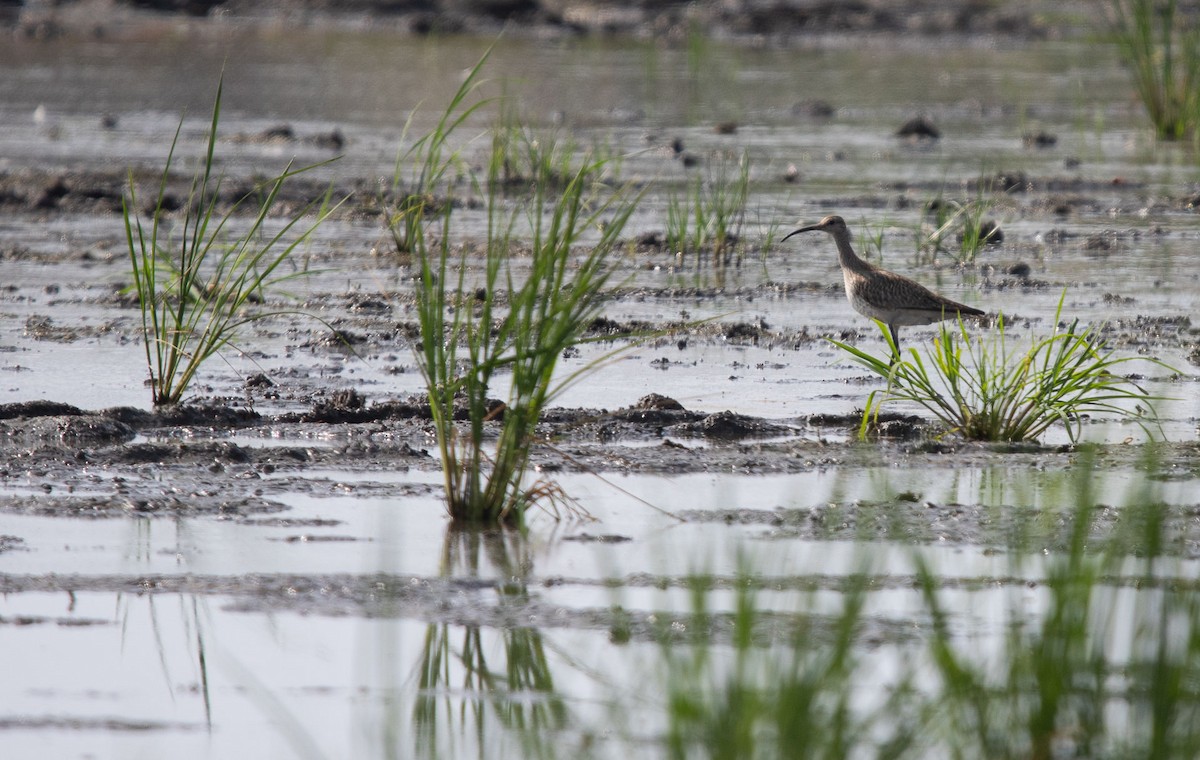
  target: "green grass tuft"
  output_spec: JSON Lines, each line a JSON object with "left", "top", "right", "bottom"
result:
{"left": 123, "top": 76, "right": 339, "bottom": 406}
{"left": 665, "top": 151, "right": 750, "bottom": 283}
{"left": 831, "top": 293, "right": 1171, "bottom": 442}
{"left": 920, "top": 189, "right": 1002, "bottom": 265}
{"left": 414, "top": 155, "right": 638, "bottom": 525}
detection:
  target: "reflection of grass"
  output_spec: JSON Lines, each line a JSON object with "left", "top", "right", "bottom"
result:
{"left": 1104, "top": 0, "right": 1200, "bottom": 140}
{"left": 415, "top": 623, "right": 565, "bottom": 759}
{"left": 645, "top": 448, "right": 1200, "bottom": 759}
{"left": 123, "top": 78, "right": 337, "bottom": 406}
{"left": 140, "top": 594, "right": 212, "bottom": 728}
{"left": 831, "top": 294, "right": 1169, "bottom": 442}
{"left": 413, "top": 529, "right": 565, "bottom": 760}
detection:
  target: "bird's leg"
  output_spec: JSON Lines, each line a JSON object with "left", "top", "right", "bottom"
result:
{"left": 888, "top": 325, "right": 901, "bottom": 366}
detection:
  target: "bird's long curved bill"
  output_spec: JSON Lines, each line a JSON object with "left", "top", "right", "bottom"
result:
{"left": 781, "top": 224, "right": 823, "bottom": 242}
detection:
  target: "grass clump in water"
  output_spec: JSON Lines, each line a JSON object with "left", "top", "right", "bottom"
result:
{"left": 123, "top": 78, "right": 338, "bottom": 406}
{"left": 665, "top": 151, "right": 750, "bottom": 282}
{"left": 406, "top": 53, "right": 640, "bottom": 525}
{"left": 415, "top": 156, "right": 637, "bottom": 525}
{"left": 831, "top": 294, "right": 1169, "bottom": 442}
{"left": 488, "top": 99, "right": 615, "bottom": 192}
{"left": 919, "top": 189, "right": 1003, "bottom": 265}
{"left": 1103, "top": 0, "right": 1200, "bottom": 140}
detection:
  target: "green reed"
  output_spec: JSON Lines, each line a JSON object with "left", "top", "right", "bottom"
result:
{"left": 123, "top": 78, "right": 338, "bottom": 406}
{"left": 831, "top": 293, "right": 1169, "bottom": 442}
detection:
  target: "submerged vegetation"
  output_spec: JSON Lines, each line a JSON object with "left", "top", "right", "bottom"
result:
{"left": 123, "top": 78, "right": 338, "bottom": 406}
{"left": 831, "top": 295, "right": 1169, "bottom": 442}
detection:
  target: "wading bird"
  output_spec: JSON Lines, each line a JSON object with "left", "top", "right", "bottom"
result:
{"left": 783, "top": 215, "right": 984, "bottom": 359}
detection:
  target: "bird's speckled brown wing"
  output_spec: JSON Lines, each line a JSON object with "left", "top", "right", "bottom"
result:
{"left": 846, "top": 268, "right": 984, "bottom": 326}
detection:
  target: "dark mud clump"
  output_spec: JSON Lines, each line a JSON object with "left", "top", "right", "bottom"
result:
{"left": 0, "top": 535, "right": 27, "bottom": 554}
{"left": 0, "top": 400, "right": 87, "bottom": 419}
{"left": 0, "top": 492, "right": 289, "bottom": 519}
{"left": 0, "top": 400, "right": 262, "bottom": 450}
{"left": 0, "top": 405, "right": 136, "bottom": 447}
{"left": 671, "top": 409, "right": 795, "bottom": 440}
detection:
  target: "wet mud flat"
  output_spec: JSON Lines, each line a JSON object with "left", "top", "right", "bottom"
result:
{"left": 3, "top": 387, "right": 1200, "bottom": 753}
{"left": 2, "top": 391, "right": 1198, "bottom": 540}
{"left": 2, "top": 34, "right": 1199, "bottom": 620}
{"left": 5, "top": 391, "right": 1200, "bottom": 635}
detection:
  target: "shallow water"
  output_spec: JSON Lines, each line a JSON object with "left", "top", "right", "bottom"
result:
{"left": 4, "top": 460, "right": 1198, "bottom": 757}
{"left": 3, "top": 21, "right": 1200, "bottom": 758}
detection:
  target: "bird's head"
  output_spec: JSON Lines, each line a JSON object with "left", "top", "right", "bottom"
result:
{"left": 782, "top": 214, "right": 846, "bottom": 242}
